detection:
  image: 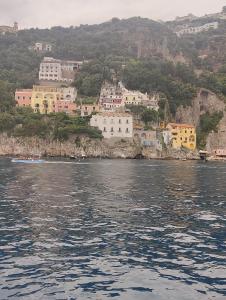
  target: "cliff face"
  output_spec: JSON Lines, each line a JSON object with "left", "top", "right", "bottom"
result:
{"left": 175, "top": 88, "right": 226, "bottom": 152}
{"left": 0, "top": 134, "right": 199, "bottom": 160}
{"left": 0, "top": 135, "right": 142, "bottom": 159}
{"left": 175, "top": 89, "right": 225, "bottom": 127}
{"left": 206, "top": 114, "right": 226, "bottom": 152}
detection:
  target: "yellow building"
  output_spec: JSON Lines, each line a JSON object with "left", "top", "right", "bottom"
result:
{"left": 31, "top": 85, "right": 77, "bottom": 114}
{"left": 166, "top": 123, "right": 196, "bottom": 151}
{"left": 31, "top": 86, "right": 57, "bottom": 114}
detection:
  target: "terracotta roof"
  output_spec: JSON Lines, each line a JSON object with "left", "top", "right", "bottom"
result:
{"left": 167, "top": 123, "right": 195, "bottom": 128}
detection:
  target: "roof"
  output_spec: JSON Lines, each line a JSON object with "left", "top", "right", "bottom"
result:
{"left": 16, "top": 89, "right": 32, "bottom": 92}
{"left": 167, "top": 123, "right": 195, "bottom": 129}
{"left": 95, "top": 112, "right": 132, "bottom": 118}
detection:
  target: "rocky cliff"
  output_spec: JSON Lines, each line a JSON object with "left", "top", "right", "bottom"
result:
{"left": 206, "top": 114, "right": 226, "bottom": 152}
{"left": 175, "top": 88, "right": 225, "bottom": 127}
{"left": 0, "top": 134, "right": 199, "bottom": 160}
{"left": 176, "top": 88, "right": 226, "bottom": 153}
{"left": 0, "top": 135, "right": 142, "bottom": 159}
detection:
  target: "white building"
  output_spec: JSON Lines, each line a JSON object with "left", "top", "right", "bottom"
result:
{"left": 176, "top": 22, "right": 218, "bottom": 37}
{"left": 59, "top": 87, "right": 77, "bottom": 101}
{"left": 39, "top": 57, "right": 84, "bottom": 83}
{"left": 134, "top": 129, "right": 162, "bottom": 150}
{"left": 32, "top": 42, "right": 52, "bottom": 52}
{"left": 141, "top": 94, "right": 159, "bottom": 111}
{"left": 123, "top": 90, "right": 150, "bottom": 106}
{"left": 99, "top": 81, "right": 159, "bottom": 112}
{"left": 90, "top": 112, "right": 133, "bottom": 139}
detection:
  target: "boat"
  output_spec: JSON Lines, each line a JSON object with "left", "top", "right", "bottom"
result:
{"left": 70, "top": 155, "right": 78, "bottom": 160}
{"left": 11, "top": 158, "right": 46, "bottom": 164}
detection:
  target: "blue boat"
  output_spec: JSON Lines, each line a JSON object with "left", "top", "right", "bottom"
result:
{"left": 11, "top": 159, "right": 46, "bottom": 164}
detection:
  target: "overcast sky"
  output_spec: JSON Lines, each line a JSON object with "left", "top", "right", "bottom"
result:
{"left": 1, "top": 0, "right": 226, "bottom": 29}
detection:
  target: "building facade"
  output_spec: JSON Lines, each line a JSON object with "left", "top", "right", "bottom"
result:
{"left": 134, "top": 129, "right": 162, "bottom": 150}
{"left": 16, "top": 86, "right": 77, "bottom": 114}
{"left": 176, "top": 22, "right": 218, "bottom": 37}
{"left": 141, "top": 94, "right": 159, "bottom": 111}
{"left": 123, "top": 90, "right": 149, "bottom": 106}
{"left": 90, "top": 113, "right": 133, "bottom": 139}
{"left": 31, "top": 42, "right": 52, "bottom": 52}
{"left": 78, "top": 104, "right": 100, "bottom": 116}
{"left": 15, "top": 89, "right": 32, "bottom": 107}
{"left": 99, "top": 81, "right": 159, "bottom": 111}
{"left": 39, "top": 57, "right": 83, "bottom": 83}
{"left": 0, "top": 22, "right": 18, "bottom": 35}
{"left": 166, "top": 123, "right": 196, "bottom": 150}
{"left": 214, "top": 149, "right": 226, "bottom": 157}
{"left": 100, "top": 97, "right": 124, "bottom": 111}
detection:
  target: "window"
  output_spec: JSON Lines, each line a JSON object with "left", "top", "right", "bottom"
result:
{"left": 103, "top": 127, "right": 106, "bottom": 132}
{"left": 119, "top": 119, "right": 121, "bottom": 124}
{"left": 126, "top": 119, "right": 129, "bottom": 124}
{"left": 17, "top": 96, "right": 20, "bottom": 99}
{"left": 111, "top": 127, "right": 114, "bottom": 132}
{"left": 23, "top": 96, "right": 25, "bottom": 100}
{"left": 93, "top": 107, "right": 96, "bottom": 111}
{"left": 118, "top": 128, "right": 121, "bottom": 132}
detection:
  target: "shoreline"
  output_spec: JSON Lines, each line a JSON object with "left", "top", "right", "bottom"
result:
{"left": 0, "top": 154, "right": 201, "bottom": 161}
{"left": 2, "top": 134, "right": 222, "bottom": 161}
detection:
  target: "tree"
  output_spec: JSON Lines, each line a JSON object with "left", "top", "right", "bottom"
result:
{"left": 141, "top": 109, "right": 158, "bottom": 125}
{"left": 0, "top": 80, "right": 15, "bottom": 112}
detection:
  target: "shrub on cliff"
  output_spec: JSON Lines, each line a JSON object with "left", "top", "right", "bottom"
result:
{"left": 197, "top": 111, "right": 224, "bottom": 149}
{"left": 0, "top": 113, "right": 16, "bottom": 133}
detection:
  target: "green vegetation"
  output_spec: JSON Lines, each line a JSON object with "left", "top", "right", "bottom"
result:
{"left": 74, "top": 56, "right": 125, "bottom": 97}
{"left": 197, "top": 111, "right": 223, "bottom": 149}
{"left": 0, "top": 80, "right": 15, "bottom": 112}
{"left": 1, "top": 16, "right": 226, "bottom": 141}
{"left": 126, "top": 104, "right": 159, "bottom": 126}
{"left": 123, "top": 60, "right": 197, "bottom": 114}
{"left": 199, "top": 71, "right": 226, "bottom": 98}
{"left": 76, "top": 97, "right": 97, "bottom": 105}
{"left": 0, "top": 108, "right": 102, "bottom": 141}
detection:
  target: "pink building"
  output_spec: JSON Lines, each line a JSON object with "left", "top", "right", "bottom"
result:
{"left": 15, "top": 89, "right": 32, "bottom": 107}
{"left": 54, "top": 101, "right": 77, "bottom": 114}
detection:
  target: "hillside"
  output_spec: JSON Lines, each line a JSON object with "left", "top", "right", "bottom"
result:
{"left": 0, "top": 17, "right": 184, "bottom": 88}
{"left": 1, "top": 14, "right": 226, "bottom": 151}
